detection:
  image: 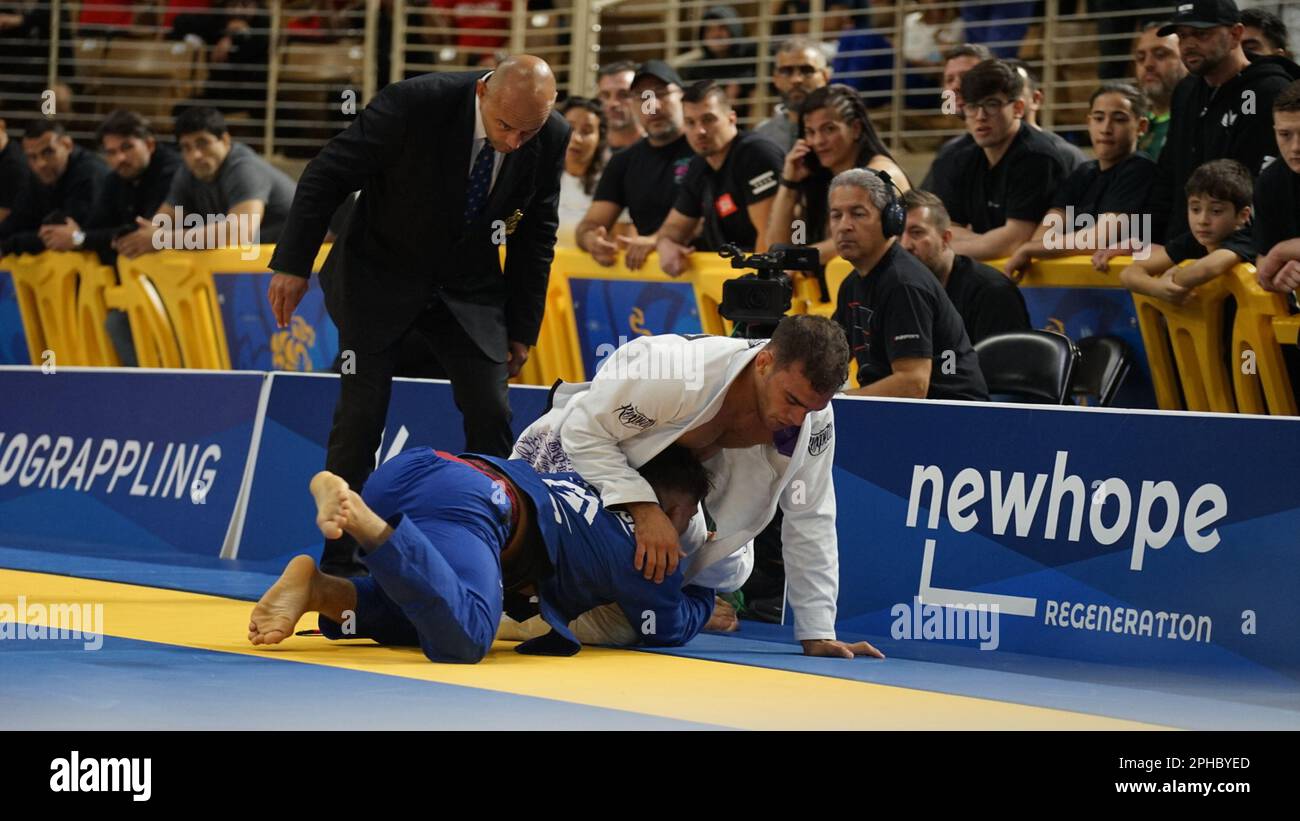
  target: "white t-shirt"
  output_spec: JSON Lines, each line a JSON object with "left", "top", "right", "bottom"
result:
{"left": 556, "top": 171, "right": 593, "bottom": 248}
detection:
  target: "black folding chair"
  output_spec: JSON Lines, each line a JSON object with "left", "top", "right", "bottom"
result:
{"left": 1070, "top": 335, "right": 1133, "bottom": 407}
{"left": 974, "top": 330, "right": 1079, "bottom": 404}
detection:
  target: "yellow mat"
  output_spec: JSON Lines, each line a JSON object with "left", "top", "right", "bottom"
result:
{"left": 1, "top": 569, "right": 1166, "bottom": 730}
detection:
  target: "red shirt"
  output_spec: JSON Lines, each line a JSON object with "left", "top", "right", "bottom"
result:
{"left": 431, "top": 0, "right": 513, "bottom": 50}
{"left": 79, "top": 0, "right": 136, "bottom": 27}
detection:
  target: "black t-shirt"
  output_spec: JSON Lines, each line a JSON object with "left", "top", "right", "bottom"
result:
{"left": 921, "top": 133, "right": 967, "bottom": 192}
{"left": 1049, "top": 152, "right": 1157, "bottom": 218}
{"left": 673, "top": 130, "right": 784, "bottom": 251}
{"left": 945, "top": 254, "right": 1032, "bottom": 345}
{"left": 1164, "top": 226, "right": 1256, "bottom": 264}
{"left": 833, "top": 243, "right": 989, "bottom": 400}
{"left": 1041, "top": 127, "right": 1088, "bottom": 175}
{"left": 1253, "top": 158, "right": 1300, "bottom": 257}
{"left": 929, "top": 123, "right": 1071, "bottom": 234}
{"left": 592, "top": 134, "right": 694, "bottom": 236}
{"left": 0, "top": 137, "right": 31, "bottom": 212}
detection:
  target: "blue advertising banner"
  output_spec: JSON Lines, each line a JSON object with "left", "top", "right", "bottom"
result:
{"left": 830, "top": 396, "right": 1300, "bottom": 686}
{"left": 1021, "top": 286, "right": 1156, "bottom": 408}
{"left": 0, "top": 368, "right": 264, "bottom": 558}
{"left": 214, "top": 272, "right": 339, "bottom": 372}
{"left": 569, "top": 279, "right": 702, "bottom": 379}
{"left": 233, "top": 374, "right": 551, "bottom": 561}
{"left": 0, "top": 270, "right": 30, "bottom": 366}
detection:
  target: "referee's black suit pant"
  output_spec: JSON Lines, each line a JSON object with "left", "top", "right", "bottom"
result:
{"left": 320, "top": 296, "right": 513, "bottom": 574}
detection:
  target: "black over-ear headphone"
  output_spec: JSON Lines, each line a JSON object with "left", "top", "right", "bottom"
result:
{"left": 873, "top": 169, "right": 907, "bottom": 239}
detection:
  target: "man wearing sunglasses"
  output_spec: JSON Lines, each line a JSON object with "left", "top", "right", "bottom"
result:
{"left": 755, "top": 37, "right": 833, "bottom": 153}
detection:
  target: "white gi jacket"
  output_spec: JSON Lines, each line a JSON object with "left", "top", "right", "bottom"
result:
{"left": 511, "top": 334, "right": 839, "bottom": 642}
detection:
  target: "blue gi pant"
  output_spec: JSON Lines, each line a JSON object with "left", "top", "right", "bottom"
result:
{"left": 318, "top": 448, "right": 512, "bottom": 663}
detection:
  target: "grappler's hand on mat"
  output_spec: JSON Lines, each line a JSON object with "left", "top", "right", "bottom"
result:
{"left": 801, "top": 638, "right": 885, "bottom": 659}
{"left": 704, "top": 596, "right": 739, "bottom": 632}
{"left": 627, "top": 502, "right": 683, "bottom": 584}
{"left": 268, "top": 272, "right": 310, "bottom": 328}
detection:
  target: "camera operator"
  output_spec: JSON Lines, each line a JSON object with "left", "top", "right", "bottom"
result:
{"left": 829, "top": 169, "right": 988, "bottom": 401}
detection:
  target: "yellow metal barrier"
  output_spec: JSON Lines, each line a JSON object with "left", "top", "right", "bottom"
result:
{"left": 74, "top": 257, "right": 125, "bottom": 367}
{"left": 1, "top": 251, "right": 130, "bottom": 367}
{"left": 6, "top": 252, "right": 84, "bottom": 366}
{"left": 3, "top": 246, "right": 1295, "bottom": 417}
{"left": 1132, "top": 274, "right": 1234, "bottom": 413}
{"left": 104, "top": 266, "right": 183, "bottom": 368}
{"left": 1275, "top": 315, "right": 1300, "bottom": 347}
{"left": 118, "top": 252, "right": 234, "bottom": 370}
{"left": 1225, "top": 268, "right": 1297, "bottom": 416}
{"left": 1128, "top": 263, "right": 1295, "bottom": 415}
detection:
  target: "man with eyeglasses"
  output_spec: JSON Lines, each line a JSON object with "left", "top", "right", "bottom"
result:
{"left": 595, "top": 60, "right": 646, "bottom": 156}
{"left": 755, "top": 37, "right": 833, "bottom": 153}
{"left": 576, "top": 60, "right": 696, "bottom": 271}
{"left": 924, "top": 59, "right": 1072, "bottom": 261}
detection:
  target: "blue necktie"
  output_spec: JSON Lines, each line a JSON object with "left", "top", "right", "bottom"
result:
{"left": 464, "top": 142, "right": 496, "bottom": 226}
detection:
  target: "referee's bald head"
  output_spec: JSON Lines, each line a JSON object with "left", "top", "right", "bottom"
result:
{"left": 479, "top": 55, "right": 558, "bottom": 153}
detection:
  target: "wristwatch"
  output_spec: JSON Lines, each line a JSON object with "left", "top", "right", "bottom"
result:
{"left": 72, "top": 229, "right": 86, "bottom": 248}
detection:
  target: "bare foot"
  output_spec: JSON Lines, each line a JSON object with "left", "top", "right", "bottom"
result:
{"left": 248, "top": 555, "right": 319, "bottom": 646}
{"left": 310, "top": 471, "right": 352, "bottom": 540}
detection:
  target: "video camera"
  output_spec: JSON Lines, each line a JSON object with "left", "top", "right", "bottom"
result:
{"left": 717, "top": 243, "right": 821, "bottom": 329}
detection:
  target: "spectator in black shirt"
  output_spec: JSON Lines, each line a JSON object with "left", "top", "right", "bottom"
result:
{"left": 927, "top": 59, "right": 1073, "bottom": 261}
{"left": 655, "top": 81, "right": 785, "bottom": 275}
{"left": 1147, "top": 0, "right": 1299, "bottom": 243}
{"left": 923, "top": 53, "right": 1084, "bottom": 193}
{"left": 0, "top": 115, "right": 31, "bottom": 225}
{"left": 37, "top": 111, "right": 181, "bottom": 261}
{"left": 1006, "top": 83, "right": 1158, "bottom": 278}
{"left": 0, "top": 120, "right": 108, "bottom": 256}
{"left": 829, "top": 168, "right": 988, "bottom": 400}
{"left": 1007, "top": 60, "right": 1089, "bottom": 173}
{"left": 576, "top": 60, "right": 694, "bottom": 270}
{"left": 901, "top": 189, "right": 1030, "bottom": 345}
{"left": 1121, "top": 158, "right": 1256, "bottom": 303}
{"left": 1256, "top": 78, "right": 1300, "bottom": 293}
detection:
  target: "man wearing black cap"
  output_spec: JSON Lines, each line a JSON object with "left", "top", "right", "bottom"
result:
{"left": 575, "top": 60, "right": 695, "bottom": 271}
{"left": 1147, "top": 0, "right": 1300, "bottom": 242}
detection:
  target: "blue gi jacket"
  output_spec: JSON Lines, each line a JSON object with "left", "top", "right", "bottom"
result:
{"left": 480, "top": 456, "right": 716, "bottom": 655}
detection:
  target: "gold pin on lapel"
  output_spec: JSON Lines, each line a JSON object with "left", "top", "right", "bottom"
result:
{"left": 505, "top": 209, "right": 523, "bottom": 235}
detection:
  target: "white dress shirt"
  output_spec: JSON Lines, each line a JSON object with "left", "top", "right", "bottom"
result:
{"left": 470, "top": 72, "right": 505, "bottom": 191}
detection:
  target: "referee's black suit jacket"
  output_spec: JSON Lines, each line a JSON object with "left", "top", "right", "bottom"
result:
{"left": 268, "top": 70, "right": 570, "bottom": 362}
